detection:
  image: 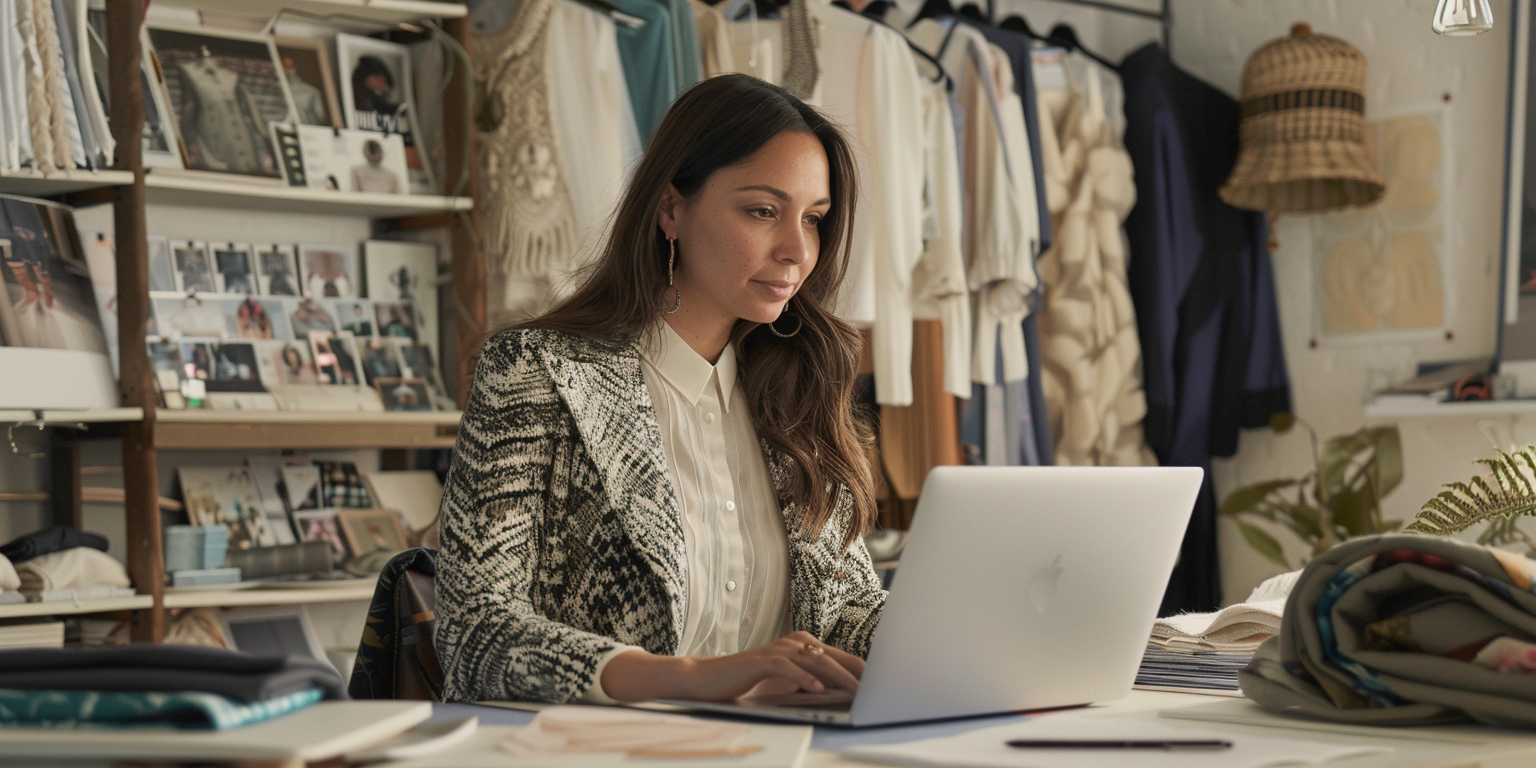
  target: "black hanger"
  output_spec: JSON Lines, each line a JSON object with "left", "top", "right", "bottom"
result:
{"left": 956, "top": 2, "right": 987, "bottom": 23}
{"left": 999, "top": 14, "right": 1046, "bottom": 40}
{"left": 907, "top": 0, "right": 955, "bottom": 27}
{"left": 836, "top": 0, "right": 949, "bottom": 84}
{"left": 1048, "top": 22, "right": 1117, "bottom": 70}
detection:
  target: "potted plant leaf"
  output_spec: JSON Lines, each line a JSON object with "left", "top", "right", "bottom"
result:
{"left": 1220, "top": 415, "right": 1404, "bottom": 567}
{"left": 1406, "top": 446, "right": 1536, "bottom": 551}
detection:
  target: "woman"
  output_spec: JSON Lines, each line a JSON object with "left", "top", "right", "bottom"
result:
{"left": 436, "top": 74, "right": 883, "bottom": 705}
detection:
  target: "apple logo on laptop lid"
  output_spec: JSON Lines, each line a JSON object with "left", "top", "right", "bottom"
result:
{"left": 1027, "top": 555, "right": 1064, "bottom": 615}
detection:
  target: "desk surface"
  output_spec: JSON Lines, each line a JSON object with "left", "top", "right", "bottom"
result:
{"left": 435, "top": 691, "right": 1536, "bottom": 767}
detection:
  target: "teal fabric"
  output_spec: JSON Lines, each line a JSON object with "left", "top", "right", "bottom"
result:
{"left": 0, "top": 686, "right": 324, "bottom": 730}
{"left": 660, "top": 0, "right": 703, "bottom": 89}
{"left": 611, "top": 0, "right": 676, "bottom": 143}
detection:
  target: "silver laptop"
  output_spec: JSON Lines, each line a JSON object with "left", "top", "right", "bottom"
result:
{"left": 661, "top": 465, "right": 1204, "bottom": 727}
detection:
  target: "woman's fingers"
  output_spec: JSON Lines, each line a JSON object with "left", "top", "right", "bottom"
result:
{"left": 766, "top": 655, "right": 824, "bottom": 693}
{"left": 790, "top": 650, "right": 861, "bottom": 692}
{"left": 781, "top": 633, "right": 865, "bottom": 681}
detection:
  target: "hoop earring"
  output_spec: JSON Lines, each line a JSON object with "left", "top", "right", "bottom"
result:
{"left": 663, "top": 238, "right": 682, "bottom": 314}
{"left": 768, "top": 310, "right": 801, "bottom": 338}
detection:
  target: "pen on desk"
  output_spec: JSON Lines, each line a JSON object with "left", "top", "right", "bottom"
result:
{"left": 1006, "top": 739, "right": 1233, "bottom": 750}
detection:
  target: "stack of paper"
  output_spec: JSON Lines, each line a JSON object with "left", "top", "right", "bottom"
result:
{"left": 1135, "top": 571, "right": 1294, "bottom": 694}
{"left": 0, "top": 620, "right": 65, "bottom": 649}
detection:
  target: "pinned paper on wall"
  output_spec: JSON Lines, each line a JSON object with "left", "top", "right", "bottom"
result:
{"left": 1313, "top": 106, "right": 1450, "bottom": 343}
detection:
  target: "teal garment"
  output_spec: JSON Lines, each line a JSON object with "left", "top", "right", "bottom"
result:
{"left": 610, "top": 0, "right": 676, "bottom": 143}
{"left": 0, "top": 686, "right": 323, "bottom": 730}
{"left": 660, "top": 0, "right": 703, "bottom": 89}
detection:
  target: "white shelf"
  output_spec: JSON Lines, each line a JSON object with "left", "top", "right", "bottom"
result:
{"left": 151, "top": 0, "right": 465, "bottom": 26}
{"left": 0, "top": 169, "right": 133, "bottom": 197}
{"left": 164, "top": 582, "right": 374, "bottom": 609}
{"left": 0, "top": 595, "right": 153, "bottom": 619}
{"left": 0, "top": 407, "right": 143, "bottom": 425}
{"left": 1364, "top": 398, "right": 1536, "bottom": 420}
{"left": 144, "top": 173, "right": 472, "bottom": 218}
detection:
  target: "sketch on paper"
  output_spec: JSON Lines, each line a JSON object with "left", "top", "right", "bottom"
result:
{"left": 1313, "top": 108, "right": 1448, "bottom": 341}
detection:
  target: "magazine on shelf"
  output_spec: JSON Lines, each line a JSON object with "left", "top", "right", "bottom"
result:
{"left": 284, "top": 124, "right": 409, "bottom": 194}
{"left": 0, "top": 197, "right": 109, "bottom": 355}
{"left": 178, "top": 465, "right": 274, "bottom": 550}
{"left": 336, "top": 33, "right": 436, "bottom": 194}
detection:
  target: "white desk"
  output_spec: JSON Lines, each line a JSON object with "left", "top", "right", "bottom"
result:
{"left": 436, "top": 691, "right": 1536, "bottom": 767}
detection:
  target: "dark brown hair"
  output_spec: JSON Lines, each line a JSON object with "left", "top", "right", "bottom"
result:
{"left": 520, "top": 74, "right": 874, "bottom": 548}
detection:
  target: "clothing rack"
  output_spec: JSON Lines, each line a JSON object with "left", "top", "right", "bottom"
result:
{"left": 984, "top": 0, "right": 1171, "bottom": 53}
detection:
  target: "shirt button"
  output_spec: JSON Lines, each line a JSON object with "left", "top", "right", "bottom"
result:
{"left": 704, "top": 412, "right": 715, "bottom": 424}
{"left": 725, "top": 500, "right": 736, "bottom": 512}
{"left": 726, "top": 580, "right": 737, "bottom": 592}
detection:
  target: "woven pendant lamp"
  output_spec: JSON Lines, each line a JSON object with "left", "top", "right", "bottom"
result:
{"left": 1220, "top": 23, "right": 1385, "bottom": 213}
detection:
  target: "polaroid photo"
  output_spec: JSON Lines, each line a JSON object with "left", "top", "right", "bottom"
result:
{"left": 337, "top": 509, "right": 407, "bottom": 559}
{"left": 254, "top": 339, "right": 320, "bottom": 387}
{"left": 171, "top": 240, "right": 216, "bottom": 294}
{"left": 332, "top": 298, "right": 374, "bottom": 337}
{"left": 275, "top": 37, "right": 343, "bottom": 129}
{"left": 309, "top": 330, "right": 362, "bottom": 386}
{"left": 211, "top": 242, "right": 256, "bottom": 294}
{"left": 148, "top": 235, "right": 177, "bottom": 292}
{"left": 0, "top": 200, "right": 110, "bottom": 355}
{"left": 391, "top": 338, "right": 454, "bottom": 410}
{"left": 246, "top": 457, "right": 299, "bottom": 546}
{"left": 281, "top": 464, "right": 322, "bottom": 512}
{"left": 356, "top": 337, "right": 402, "bottom": 387}
{"left": 288, "top": 296, "right": 336, "bottom": 336}
{"left": 372, "top": 301, "right": 419, "bottom": 343}
{"left": 374, "top": 377, "right": 433, "bottom": 412}
{"left": 336, "top": 34, "right": 435, "bottom": 194}
{"left": 145, "top": 25, "right": 297, "bottom": 178}
{"left": 255, "top": 244, "right": 301, "bottom": 297}
{"left": 177, "top": 465, "right": 273, "bottom": 550}
{"left": 223, "top": 296, "right": 291, "bottom": 340}
{"left": 180, "top": 340, "right": 266, "bottom": 393}
{"left": 291, "top": 509, "right": 349, "bottom": 563}
{"left": 363, "top": 240, "right": 437, "bottom": 357}
{"left": 289, "top": 125, "right": 408, "bottom": 194}
{"left": 300, "top": 243, "right": 358, "bottom": 299}
{"left": 153, "top": 295, "right": 227, "bottom": 338}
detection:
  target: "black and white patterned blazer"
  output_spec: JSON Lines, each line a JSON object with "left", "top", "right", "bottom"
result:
{"left": 435, "top": 328, "right": 887, "bottom": 703}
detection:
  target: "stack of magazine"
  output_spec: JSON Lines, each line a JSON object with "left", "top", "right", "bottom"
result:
{"left": 1134, "top": 571, "right": 1296, "bottom": 695}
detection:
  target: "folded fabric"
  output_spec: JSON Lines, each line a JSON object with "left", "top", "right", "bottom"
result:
{"left": 0, "top": 686, "right": 323, "bottom": 730}
{"left": 0, "top": 554, "right": 18, "bottom": 591}
{"left": 15, "top": 548, "right": 130, "bottom": 593}
{"left": 0, "top": 526, "right": 109, "bottom": 564}
{"left": 0, "top": 646, "right": 346, "bottom": 702}
{"left": 1241, "top": 534, "right": 1536, "bottom": 727}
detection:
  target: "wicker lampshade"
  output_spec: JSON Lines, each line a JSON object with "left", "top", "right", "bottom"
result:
{"left": 1219, "top": 23, "right": 1384, "bottom": 213}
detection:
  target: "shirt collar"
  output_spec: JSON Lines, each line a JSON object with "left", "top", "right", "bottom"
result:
{"left": 643, "top": 321, "right": 737, "bottom": 410}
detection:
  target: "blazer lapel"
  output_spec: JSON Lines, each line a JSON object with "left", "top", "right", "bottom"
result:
{"left": 537, "top": 336, "right": 687, "bottom": 647}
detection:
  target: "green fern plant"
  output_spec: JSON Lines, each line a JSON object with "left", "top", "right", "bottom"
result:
{"left": 1220, "top": 415, "right": 1403, "bottom": 568}
{"left": 1406, "top": 445, "right": 1536, "bottom": 550}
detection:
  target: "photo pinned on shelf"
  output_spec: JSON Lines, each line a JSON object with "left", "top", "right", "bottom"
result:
{"left": 223, "top": 296, "right": 291, "bottom": 340}
{"left": 291, "top": 509, "right": 348, "bottom": 562}
{"left": 288, "top": 296, "right": 336, "bottom": 336}
{"left": 255, "top": 244, "right": 300, "bottom": 296}
{"left": 284, "top": 125, "right": 408, "bottom": 194}
{"left": 0, "top": 198, "right": 109, "bottom": 354}
{"left": 299, "top": 243, "right": 358, "bottom": 299}
{"left": 253, "top": 339, "right": 321, "bottom": 386}
{"left": 373, "top": 301, "right": 419, "bottom": 342}
{"left": 357, "top": 337, "right": 402, "bottom": 387}
{"left": 145, "top": 25, "right": 297, "bottom": 178}
{"left": 212, "top": 242, "right": 256, "bottom": 294}
{"left": 147, "top": 337, "right": 187, "bottom": 408}
{"left": 363, "top": 240, "right": 437, "bottom": 360}
{"left": 332, "top": 298, "right": 374, "bottom": 337}
{"left": 177, "top": 465, "right": 273, "bottom": 550}
{"left": 336, "top": 34, "right": 435, "bottom": 194}
{"left": 171, "top": 240, "right": 216, "bottom": 294}
{"left": 148, "top": 235, "right": 177, "bottom": 292}
{"left": 391, "top": 338, "right": 453, "bottom": 410}
{"left": 309, "top": 329, "right": 362, "bottom": 386}
{"left": 274, "top": 37, "right": 343, "bottom": 129}
{"left": 336, "top": 509, "right": 407, "bottom": 560}
{"left": 374, "top": 377, "right": 433, "bottom": 412}
{"left": 180, "top": 340, "right": 266, "bottom": 393}
{"left": 246, "top": 458, "right": 299, "bottom": 546}
{"left": 152, "top": 295, "right": 226, "bottom": 339}
{"left": 280, "top": 464, "right": 322, "bottom": 512}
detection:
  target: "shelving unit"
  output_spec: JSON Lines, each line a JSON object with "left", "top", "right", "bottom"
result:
{"left": 0, "top": 1, "right": 485, "bottom": 642}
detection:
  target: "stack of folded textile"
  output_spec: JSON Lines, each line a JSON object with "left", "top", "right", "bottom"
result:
{"left": 0, "top": 552, "right": 21, "bottom": 606}
{"left": 0, "top": 646, "right": 346, "bottom": 729}
{"left": 0, "top": 527, "right": 134, "bottom": 603}
{"left": 1242, "top": 534, "right": 1536, "bottom": 727}
{"left": 1135, "top": 571, "right": 1294, "bottom": 694}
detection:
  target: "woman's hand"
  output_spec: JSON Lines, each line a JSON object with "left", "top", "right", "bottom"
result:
{"left": 599, "top": 631, "right": 866, "bottom": 703}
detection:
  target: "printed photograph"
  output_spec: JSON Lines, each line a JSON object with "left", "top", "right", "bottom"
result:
{"left": 337, "top": 509, "right": 408, "bottom": 559}
{"left": 0, "top": 199, "right": 110, "bottom": 354}
{"left": 87, "top": 11, "right": 181, "bottom": 167}
{"left": 274, "top": 37, "right": 343, "bottom": 128}
{"left": 180, "top": 340, "right": 266, "bottom": 393}
{"left": 254, "top": 339, "right": 321, "bottom": 386}
{"left": 289, "top": 297, "right": 336, "bottom": 336}
{"left": 288, "top": 126, "right": 406, "bottom": 193}
{"left": 177, "top": 465, "right": 273, "bottom": 550}
{"left": 373, "top": 301, "right": 418, "bottom": 341}
{"left": 291, "top": 509, "right": 348, "bottom": 562}
{"left": 309, "top": 330, "right": 362, "bottom": 386}
{"left": 256, "top": 244, "right": 300, "bottom": 296}
{"left": 336, "top": 33, "right": 435, "bottom": 193}
{"left": 392, "top": 339, "right": 454, "bottom": 410}
{"left": 224, "top": 296, "right": 291, "bottom": 340}
{"left": 300, "top": 244, "right": 357, "bottom": 298}
{"left": 246, "top": 458, "right": 299, "bottom": 546}
{"left": 333, "top": 299, "right": 374, "bottom": 336}
{"left": 146, "top": 26, "right": 297, "bottom": 177}
{"left": 153, "top": 296, "right": 227, "bottom": 338}
{"left": 363, "top": 240, "right": 437, "bottom": 359}
{"left": 281, "top": 464, "right": 322, "bottom": 512}
{"left": 375, "top": 377, "right": 433, "bottom": 412}
{"left": 213, "top": 243, "right": 256, "bottom": 294}
{"left": 148, "top": 235, "right": 177, "bottom": 292}
{"left": 172, "top": 240, "right": 217, "bottom": 294}
{"left": 357, "top": 337, "right": 401, "bottom": 386}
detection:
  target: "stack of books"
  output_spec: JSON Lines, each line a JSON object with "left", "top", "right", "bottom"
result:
{"left": 1134, "top": 572, "right": 1294, "bottom": 695}
{"left": 0, "top": 620, "right": 65, "bottom": 650}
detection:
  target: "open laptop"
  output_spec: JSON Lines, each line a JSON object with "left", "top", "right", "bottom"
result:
{"left": 660, "top": 465, "right": 1204, "bottom": 727}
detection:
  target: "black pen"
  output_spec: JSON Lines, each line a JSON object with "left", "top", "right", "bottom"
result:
{"left": 1006, "top": 739, "right": 1233, "bottom": 750}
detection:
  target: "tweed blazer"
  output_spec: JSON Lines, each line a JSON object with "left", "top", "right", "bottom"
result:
{"left": 435, "top": 328, "right": 887, "bottom": 703}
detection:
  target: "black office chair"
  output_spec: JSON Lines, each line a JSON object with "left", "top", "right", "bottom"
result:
{"left": 348, "top": 547, "right": 442, "bottom": 701}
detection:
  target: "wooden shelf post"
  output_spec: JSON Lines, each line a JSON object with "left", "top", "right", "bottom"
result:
{"left": 442, "top": 17, "right": 485, "bottom": 404}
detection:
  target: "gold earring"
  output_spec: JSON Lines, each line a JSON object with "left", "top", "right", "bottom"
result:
{"left": 768, "top": 307, "right": 801, "bottom": 338}
{"left": 664, "top": 238, "right": 682, "bottom": 314}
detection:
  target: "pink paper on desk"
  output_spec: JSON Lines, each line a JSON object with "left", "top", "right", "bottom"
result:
{"left": 499, "top": 706, "right": 763, "bottom": 758}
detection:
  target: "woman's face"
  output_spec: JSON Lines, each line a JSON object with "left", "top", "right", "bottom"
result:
{"left": 657, "top": 130, "right": 830, "bottom": 327}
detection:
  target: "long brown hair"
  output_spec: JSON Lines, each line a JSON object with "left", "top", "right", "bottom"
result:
{"left": 520, "top": 74, "right": 874, "bottom": 548}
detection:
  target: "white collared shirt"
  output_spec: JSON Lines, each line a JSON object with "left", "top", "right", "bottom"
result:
{"left": 583, "top": 322, "right": 792, "bottom": 702}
